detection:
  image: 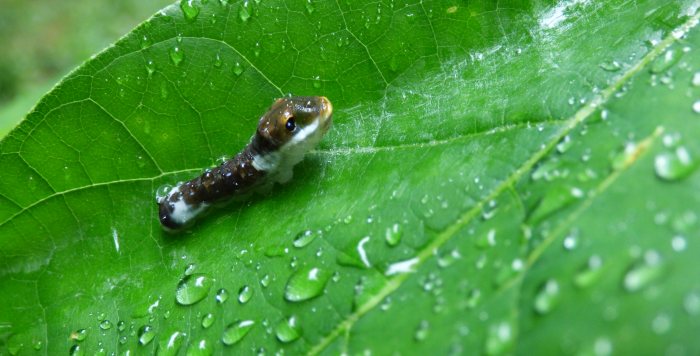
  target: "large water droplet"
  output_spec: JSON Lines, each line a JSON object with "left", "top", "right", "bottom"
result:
{"left": 201, "top": 313, "right": 215, "bottom": 329}
{"left": 238, "top": 285, "right": 253, "bottom": 304}
{"left": 215, "top": 288, "right": 229, "bottom": 303}
{"left": 623, "top": 251, "right": 663, "bottom": 292}
{"left": 170, "top": 47, "right": 184, "bottom": 66}
{"left": 157, "top": 331, "right": 184, "bottom": 356}
{"left": 533, "top": 279, "right": 560, "bottom": 314}
{"left": 175, "top": 273, "right": 213, "bottom": 305}
{"left": 293, "top": 229, "right": 320, "bottom": 248}
{"left": 284, "top": 266, "right": 331, "bottom": 302}
{"left": 654, "top": 146, "right": 696, "bottom": 181}
{"left": 186, "top": 338, "right": 213, "bottom": 356}
{"left": 138, "top": 325, "right": 156, "bottom": 346}
{"left": 70, "top": 329, "right": 87, "bottom": 341}
{"left": 222, "top": 320, "right": 255, "bottom": 345}
{"left": 275, "top": 316, "right": 301, "bottom": 343}
{"left": 180, "top": 0, "right": 200, "bottom": 22}
{"left": 385, "top": 223, "right": 402, "bottom": 246}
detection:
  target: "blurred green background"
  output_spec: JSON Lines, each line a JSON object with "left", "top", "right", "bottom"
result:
{"left": 0, "top": 0, "right": 172, "bottom": 138}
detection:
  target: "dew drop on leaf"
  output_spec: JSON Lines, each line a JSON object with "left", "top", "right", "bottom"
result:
{"left": 313, "top": 76, "right": 321, "bottom": 89}
{"left": 305, "top": 0, "right": 315, "bottom": 14}
{"left": 385, "top": 222, "right": 402, "bottom": 246}
{"left": 684, "top": 292, "right": 700, "bottom": 315}
{"left": 99, "top": 320, "right": 112, "bottom": 330}
{"left": 650, "top": 48, "right": 682, "bottom": 74}
{"left": 238, "top": 285, "right": 253, "bottom": 304}
{"left": 239, "top": 1, "right": 251, "bottom": 22}
{"left": 70, "top": 329, "right": 87, "bottom": 341}
{"left": 284, "top": 266, "right": 331, "bottom": 302}
{"left": 414, "top": 320, "right": 429, "bottom": 342}
{"left": 157, "top": 331, "right": 184, "bottom": 356}
{"left": 654, "top": 146, "right": 696, "bottom": 181}
{"left": 260, "top": 274, "right": 271, "bottom": 288}
{"left": 599, "top": 60, "right": 621, "bottom": 72}
{"left": 574, "top": 255, "right": 604, "bottom": 288}
{"left": 175, "top": 273, "right": 213, "bottom": 306}
{"left": 215, "top": 288, "right": 229, "bottom": 303}
{"left": 180, "top": 0, "right": 200, "bottom": 22}
{"left": 623, "top": 251, "right": 663, "bottom": 292}
{"left": 146, "top": 59, "right": 156, "bottom": 77}
{"left": 213, "top": 53, "right": 222, "bottom": 68}
{"left": 69, "top": 344, "right": 83, "bottom": 356}
{"left": 484, "top": 321, "right": 514, "bottom": 355}
{"left": 533, "top": 279, "right": 560, "bottom": 315}
{"left": 222, "top": 320, "right": 255, "bottom": 345}
{"left": 233, "top": 62, "right": 244, "bottom": 76}
{"left": 138, "top": 325, "right": 155, "bottom": 346}
{"left": 275, "top": 316, "right": 301, "bottom": 343}
{"left": 186, "top": 338, "right": 213, "bottom": 356}
{"left": 201, "top": 313, "right": 215, "bottom": 329}
{"left": 117, "top": 321, "right": 126, "bottom": 332}
{"left": 140, "top": 35, "right": 152, "bottom": 49}
{"left": 293, "top": 229, "right": 320, "bottom": 248}
{"left": 169, "top": 46, "right": 184, "bottom": 66}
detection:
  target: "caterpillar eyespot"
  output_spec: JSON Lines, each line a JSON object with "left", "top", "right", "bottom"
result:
{"left": 157, "top": 96, "right": 333, "bottom": 231}
{"left": 285, "top": 117, "right": 296, "bottom": 131}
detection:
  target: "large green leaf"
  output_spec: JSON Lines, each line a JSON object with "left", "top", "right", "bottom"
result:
{"left": 2, "top": 0, "right": 699, "bottom": 354}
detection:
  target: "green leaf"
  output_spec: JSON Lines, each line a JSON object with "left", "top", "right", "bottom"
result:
{"left": 1, "top": 1, "right": 699, "bottom": 354}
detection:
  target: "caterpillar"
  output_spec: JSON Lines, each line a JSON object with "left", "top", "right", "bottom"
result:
{"left": 156, "top": 96, "right": 333, "bottom": 231}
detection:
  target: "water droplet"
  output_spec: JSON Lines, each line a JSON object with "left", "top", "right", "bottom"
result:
{"left": 414, "top": 320, "right": 429, "bottom": 342}
{"left": 305, "top": 0, "right": 315, "bottom": 14}
{"left": 437, "top": 249, "right": 461, "bottom": 268}
{"left": 238, "top": 285, "right": 253, "bottom": 304}
{"left": 275, "top": 316, "right": 301, "bottom": 343}
{"left": 96, "top": 313, "right": 106, "bottom": 321}
{"left": 611, "top": 142, "right": 637, "bottom": 170}
{"left": 186, "top": 338, "right": 213, "bottom": 356}
{"left": 32, "top": 340, "right": 42, "bottom": 350}
{"left": 574, "top": 255, "right": 604, "bottom": 288}
{"left": 239, "top": 1, "right": 251, "bottom": 22}
{"left": 600, "top": 60, "right": 621, "bottom": 72}
{"left": 254, "top": 42, "right": 261, "bottom": 57}
{"left": 99, "top": 320, "right": 112, "bottom": 330}
{"left": 214, "top": 53, "right": 222, "bottom": 68}
{"left": 654, "top": 146, "right": 696, "bottom": 181}
{"left": 201, "top": 313, "right": 215, "bottom": 329}
{"left": 533, "top": 279, "right": 560, "bottom": 314}
{"left": 671, "top": 235, "right": 687, "bottom": 252}
{"left": 650, "top": 48, "right": 682, "bottom": 73}
{"left": 693, "top": 100, "right": 700, "bottom": 114}
{"left": 141, "top": 35, "right": 152, "bottom": 49}
{"left": 556, "top": 135, "right": 573, "bottom": 153}
{"left": 284, "top": 266, "right": 331, "bottom": 302}
{"left": 684, "top": 292, "right": 700, "bottom": 315}
{"left": 138, "top": 325, "right": 155, "bottom": 346}
{"left": 562, "top": 232, "right": 578, "bottom": 250}
{"left": 180, "top": 0, "right": 200, "bottom": 22}
{"left": 222, "top": 320, "right": 255, "bottom": 345}
{"left": 484, "top": 321, "right": 514, "bottom": 355}
{"left": 233, "top": 62, "right": 244, "bottom": 76}
{"left": 313, "top": 76, "right": 321, "bottom": 89}
{"left": 70, "top": 344, "right": 84, "bottom": 356}
{"left": 623, "top": 250, "right": 663, "bottom": 292}
{"left": 215, "top": 288, "right": 229, "bottom": 303}
{"left": 260, "top": 274, "right": 271, "bottom": 288}
{"left": 476, "top": 228, "right": 496, "bottom": 248}
{"left": 157, "top": 331, "right": 184, "bottom": 356}
{"left": 385, "top": 223, "right": 402, "bottom": 246}
{"left": 169, "top": 46, "right": 184, "bottom": 66}
{"left": 651, "top": 313, "right": 671, "bottom": 334}
{"left": 175, "top": 273, "right": 213, "bottom": 305}
{"left": 146, "top": 60, "right": 156, "bottom": 77}
{"left": 692, "top": 72, "right": 700, "bottom": 86}
{"left": 70, "top": 329, "right": 87, "bottom": 341}
{"left": 293, "top": 229, "right": 320, "bottom": 248}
